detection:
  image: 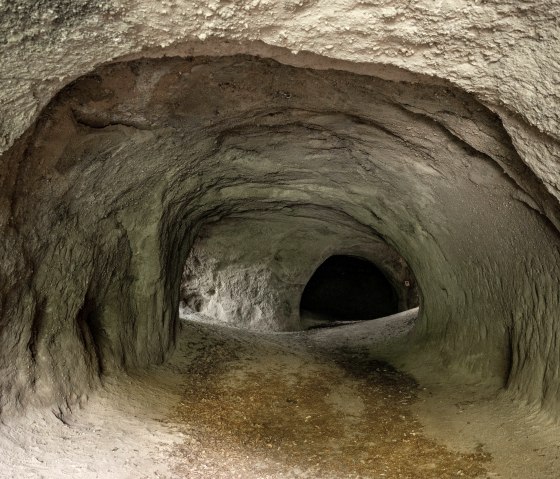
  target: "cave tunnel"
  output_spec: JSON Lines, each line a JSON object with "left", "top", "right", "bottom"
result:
{"left": 2, "top": 8, "right": 560, "bottom": 476}
{"left": 300, "top": 255, "right": 400, "bottom": 322}
{"left": 178, "top": 212, "right": 420, "bottom": 332}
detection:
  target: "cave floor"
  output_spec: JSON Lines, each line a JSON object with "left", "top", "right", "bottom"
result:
{"left": 1, "top": 312, "right": 559, "bottom": 478}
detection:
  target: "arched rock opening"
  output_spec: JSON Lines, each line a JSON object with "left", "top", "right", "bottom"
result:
{"left": 1, "top": 54, "right": 560, "bottom": 421}
{"left": 178, "top": 211, "right": 418, "bottom": 331}
{"left": 300, "top": 255, "right": 400, "bottom": 322}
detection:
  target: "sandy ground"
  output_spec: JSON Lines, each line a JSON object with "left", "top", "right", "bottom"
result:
{"left": 0, "top": 310, "right": 559, "bottom": 478}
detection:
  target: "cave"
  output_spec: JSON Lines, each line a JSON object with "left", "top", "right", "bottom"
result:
{"left": 1, "top": 2, "right": 560, "bottom": 478}
{"left": 178, "top": 212, "right": 419, "bottom": 332}
{"left": 300, "top": 255, "right": 400, "bottom": 322}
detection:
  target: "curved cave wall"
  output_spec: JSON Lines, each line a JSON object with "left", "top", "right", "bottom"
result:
{"left": 179, "top": 212, "right": 417, "bottom": 331}
{"left": 0, "top": 55, "right": 560, "bottom": 418}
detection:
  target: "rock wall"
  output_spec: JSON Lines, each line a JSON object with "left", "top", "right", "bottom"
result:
{"left": 180, "top": 213, "right": 417, "bottom": 331}
{"left": 0, "top": 1, "right": 560, "bottom": 420}
{"left": 2, "top": 1, "right": 560, "bottom": 213}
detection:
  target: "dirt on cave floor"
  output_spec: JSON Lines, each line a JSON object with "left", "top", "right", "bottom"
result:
{"left": 1, "top": 310, "right": 560, "bottom": 478}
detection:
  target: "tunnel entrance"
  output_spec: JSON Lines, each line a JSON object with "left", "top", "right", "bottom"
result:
{"left": 179, "top": 215, "right": 418, "bottom": 331}
{"left": 300, "top": 255, "right": 399, "bottom": 322}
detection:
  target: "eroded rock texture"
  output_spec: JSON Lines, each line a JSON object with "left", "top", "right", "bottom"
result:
{"left": 0, "top": 50, "right": 559, "bottom": 421}
{"left": 180, "top": 214, "right": 417, "bottom": 330}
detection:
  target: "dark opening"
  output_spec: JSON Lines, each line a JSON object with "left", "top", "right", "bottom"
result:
{"left": 300, "top": 255, "right": 399, "bottom": 322}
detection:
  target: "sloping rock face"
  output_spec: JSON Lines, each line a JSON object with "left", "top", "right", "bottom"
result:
{"left": 0, "top": 2, "right": 560, "bottom": 420}
{"left": 180, "top": 214, "right": 417, "bottom": 331}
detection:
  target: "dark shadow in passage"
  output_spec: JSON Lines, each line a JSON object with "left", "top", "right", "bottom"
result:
{"left": 300, "top": 255, "right": 399, "bottom": 322}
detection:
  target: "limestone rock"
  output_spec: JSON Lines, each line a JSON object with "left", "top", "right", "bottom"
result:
{"left": 180, "top": 213, "right": 417, "bottom": 331}
{"left": 0, "top": 11, "right": 559, "bottom": 423}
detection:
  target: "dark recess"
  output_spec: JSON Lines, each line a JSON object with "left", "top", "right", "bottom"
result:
{"left": 300, "top": 255, "right": 399, "bottom": 321}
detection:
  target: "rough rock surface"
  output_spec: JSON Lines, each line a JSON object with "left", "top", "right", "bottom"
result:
{"left": 4, "top": 313, "right": 560, "bottom": 479}
{"left": 1, "top": 1, "right": 560, "bottom": 209}
{"left": 1, "top": 52, "right": 560, "bottom": 422}
{"left": 1, "top": 0, "right": 560, "bottom": 426}
{"left": 180, "top": 214, "right": 417, "bottom": 331}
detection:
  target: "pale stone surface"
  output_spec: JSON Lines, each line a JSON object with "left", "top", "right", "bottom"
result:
{"left": 1, "top": 54, "right": 559, "bottom": 421}
{"left": 1, "top": 2, "right": 560, "bottom": 424}
{"left": 180, "top": 213, "right": 417, "bottom": 331}
{"left": 1, "top": 0, "right": 560, "bottom": 207}
{"left": 3, "top": 315, "right": 560, "bottom": 479}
